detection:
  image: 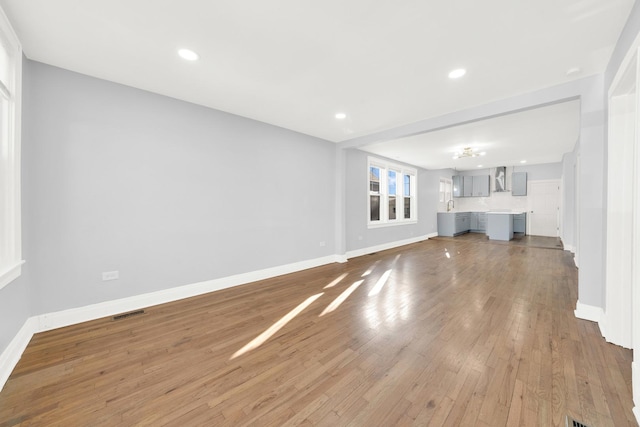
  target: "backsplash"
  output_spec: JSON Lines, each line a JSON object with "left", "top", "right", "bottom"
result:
{"left": 453, "top": 188, "right": 529, "bottom": 212}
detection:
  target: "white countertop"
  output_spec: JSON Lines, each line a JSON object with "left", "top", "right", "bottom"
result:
{"left": 486, "top": 211, "right": 526, "bottom": 215}
{"left": 437, "top": 210, "right": 489, "bottom": 213}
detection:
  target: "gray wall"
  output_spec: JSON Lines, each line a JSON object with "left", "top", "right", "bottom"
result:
{"left": 0, "top": 276, "right": 30, "bottom": 356}
{"left": 344, "top": 148, "right": 437, "bottom": 252}
{"left": 22, "top": 60, "right": 337, "bottom": 315}
{"left": 561, "top": 149, "right": 578, "bottom": 251}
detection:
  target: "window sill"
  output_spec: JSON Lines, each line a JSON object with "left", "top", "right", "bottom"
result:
{"left": 368, "top": 220, "right": 418, "bottom": 229}
{"left": 0, "top": 260, "right": 25, "bottom": 291}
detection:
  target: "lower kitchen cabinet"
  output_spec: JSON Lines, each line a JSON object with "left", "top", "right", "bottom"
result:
{"left": 438, "top": 212, "right": 470, "bottom": 236}
{"left": 470, "top": 212, "right": 487, "bottom": 232}
{"left": 513, "top": 213, "right": 526, "bottom": 233}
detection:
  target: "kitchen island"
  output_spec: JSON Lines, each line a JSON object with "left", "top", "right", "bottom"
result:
{"left": 486, "top": 211, "right": 526, "bottom": 241}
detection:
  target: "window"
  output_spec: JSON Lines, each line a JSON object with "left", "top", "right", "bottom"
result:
{"left": 439, "top": 178, "right": 452, "bottom": 203}
{"left": 0, "top": 8, "right": 22, "bottom": 290}
{"left": 438, "top": 178, "right": 452, "bottom": 212}
{"left": 368, "top": 157, "right": 417, "bottom": 227}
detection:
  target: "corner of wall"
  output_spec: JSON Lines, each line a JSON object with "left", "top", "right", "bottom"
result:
{"left": 0, "top": 317, "right": 38, "bottom": 392}
{"left": 574, "top": 301, "right": 604, "bottom": 323}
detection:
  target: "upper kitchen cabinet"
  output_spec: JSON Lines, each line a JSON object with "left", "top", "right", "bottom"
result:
{"left": 463, "top": 176, "right": 473, "bottom": 197}
{"left": 452, "top": 175, "right": 462, "bottom": 197}
{"left": 472, "top": 175, "right": 490, "bottom": 197}
{"left": 512, "top": 172, "right": 527, "bottom": 196}
{"left": 452, "top": 174, "right": 490, "bottom": 197}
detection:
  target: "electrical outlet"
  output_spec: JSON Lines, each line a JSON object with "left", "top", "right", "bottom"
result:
{"left": 102, "top": 271, "right": 119, "bottom": 281}
{"left": 319, "top": 241, "right": 326, "bottom": 247}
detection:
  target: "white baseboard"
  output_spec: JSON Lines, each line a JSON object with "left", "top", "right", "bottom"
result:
{"left": 564, "top": 244, "right": 575, "bottom": 254}
{"left": 0, "top": 317, "right": 38, "bottom": 392}
{"left": 346, "top": 234, "right": 433, "bottom": 259}
{"left": 598, "top": 312, "right": 632, "bottom": 349}
{"left": 574, "top": 301, "right": 604, "bottom": 323}
{"left": 36, "top": 254, "right": 341, "bottom": 333}
{"left": 633, "top": 361, "right": 640, "bottom": 425}
{"left": 0, "top": 253, "right": 342, "bottom": 391}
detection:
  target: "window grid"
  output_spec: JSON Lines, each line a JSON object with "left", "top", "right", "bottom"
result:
{"left": 368, "top": 157, "right": 417, "bottom": 228}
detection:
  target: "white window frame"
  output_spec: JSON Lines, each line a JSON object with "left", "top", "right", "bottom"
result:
{"left": 0, "top": 7, "right": 23, "bottom": 291}
{"left": 439, "top": 177, "right": 452, "bottom": 210}
{"left": 367, "top": 157, "right": 417, "bottom": 228}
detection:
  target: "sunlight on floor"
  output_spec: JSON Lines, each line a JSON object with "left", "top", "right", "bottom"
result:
{"left": 232, "top": 255, "right": 403, "bottom": 358}
{"left": 230, "top": 292, "right": 324, "bottom": 359}
{"left": 324, "top": 272, "right": 348, "bottom": 289}
{"left": 368, "top": 269, "right": 392, "bottom": 296}
{"left": 320, "top": 280, "right": 364, "bottom": 316}
{"left": 361, "top": 260, "right": 380, "bottom": 277}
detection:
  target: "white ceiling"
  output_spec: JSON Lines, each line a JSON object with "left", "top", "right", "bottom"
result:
{"left": 360, "top": 99, "right": 581, "bottom": 170}
{"left": 0, "top": 0, "right": 634, "bottom": 165}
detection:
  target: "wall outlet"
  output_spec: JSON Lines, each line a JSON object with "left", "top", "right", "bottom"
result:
{"left": 319, "top": 241, "right": 326, "bottom": 247}
{"left": 102, "top": 271, "right": 119, "bottom": 281}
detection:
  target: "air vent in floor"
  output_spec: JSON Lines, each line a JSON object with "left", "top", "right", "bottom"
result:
{"left": 113, "top": 309, "right": 145, "bottom": 321}
{"left": 566, "top": 415, "right": 590, "bottom": 427}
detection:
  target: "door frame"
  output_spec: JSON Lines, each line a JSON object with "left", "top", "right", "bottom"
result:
{"left": 606, "top": 32, "right": 640, "bottom": 421}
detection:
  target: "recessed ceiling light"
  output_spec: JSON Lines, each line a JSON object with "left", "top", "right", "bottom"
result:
{"left": 178, "top": 49, "right": 199, "bottom": 61}
{"left": 335, "top": 113, "right": 347, "bottom": 120}
{"left": 448, "top": 68, "right": 466, "bottom": 79}
{"left": 480, "top": 152, "right": 486, "bottom": 156}
{"left": 477, "top": 165, "right": 483, "bottom": 168}
{"left": 520, "top": 160, "right": 527, "bottom": 163}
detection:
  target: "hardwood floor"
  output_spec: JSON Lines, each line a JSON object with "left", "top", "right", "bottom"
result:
{"left": 0, "top": 238, "right": 635, "bottom": 426}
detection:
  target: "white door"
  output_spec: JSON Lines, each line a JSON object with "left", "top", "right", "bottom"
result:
{"left": 528, "top": 180, "right": 560, "bottom": 237}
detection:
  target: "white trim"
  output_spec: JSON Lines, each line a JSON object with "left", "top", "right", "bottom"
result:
{"left": 0, "top": 317, "right": 37, "bottom": 392}
{"left": 563, "top": 244, "right": 575, "bottom": 254}
{"left": 0, "top": 260, "right": 25, "bottom": 291}
{"left": 0, "top": 253, "right": 343, "bottom": 391}
{"left": 35, "top": 254, "right": 341, "bottom": 332}
{"left": 608, "top": 31, "right": 640, "bottom": 99}
{"left": 367, "top": 156, "right": 418, "bottom": 228}
{"left": 0, "top": 4, "right": 23, "bottom": 292}
{"left": 633, "top": 361, "right": 640, "bottom": 424}
{"left": 574, "top": 301, "right": 604, "bottom": 323}
{"left": 600, "top": 310, "right": 633, "bottom": 348}
{"left": 346, "top": 234, "right": 433, "bottom": 259}
{"left": 0, "top": 237, "right": 447, "bottom": 391}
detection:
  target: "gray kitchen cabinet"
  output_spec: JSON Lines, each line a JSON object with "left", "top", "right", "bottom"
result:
{"left": 513, "top": 213, "right": 526, "bottom": 233}
{"left": 477, "top": 212, "right": 487, "bottom": 231}
{"left": 470, "top": 212, "right": 478, "bottom": 230}
{"left": 472, "top": 175, "right": 490, "bottom": 197}
{"left": 452, "top": 175, "right": 490, "bottom": 198}
{"left": 437, "top": 212, "right": 470, "bottom": 236}
{"left": 512, "top": 172, "right": 527, "bottom": 196}
{"left": 454, "top": 212, "right": 470, "bottom": 234}
{"left": 463, "top": 176, "right": 473, "bottom": 197}
{"left": 452, "top": 175, "right": 462, "bottom": 198}
{"left": 469, "top": 212, "right": 487, "bottom": 232}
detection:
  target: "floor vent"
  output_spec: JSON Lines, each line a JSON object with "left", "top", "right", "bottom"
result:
{"left": 566, "top": 415, "right": 590, "bottom": 427}
{"left": 113, "top": 309, "right": 145, "bottom": 321}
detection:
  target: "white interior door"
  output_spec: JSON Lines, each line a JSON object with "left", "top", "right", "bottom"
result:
{"left": 528, "top": 180, "right": 560, "bottom": 237}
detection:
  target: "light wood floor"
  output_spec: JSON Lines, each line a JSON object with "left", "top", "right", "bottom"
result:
{"left": 0, "top": 238, "right": 635, "bottom": 426}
